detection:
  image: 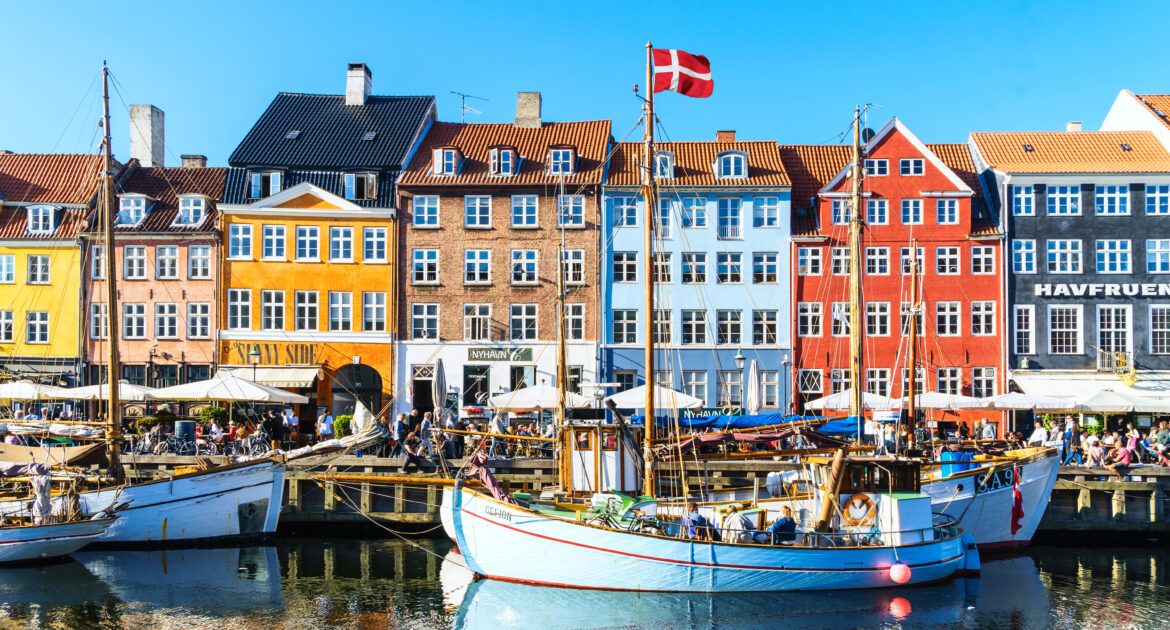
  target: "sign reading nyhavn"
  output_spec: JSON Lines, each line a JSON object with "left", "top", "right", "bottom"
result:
{"left": 467, "top": 347, "right": 533, "bottom": 362}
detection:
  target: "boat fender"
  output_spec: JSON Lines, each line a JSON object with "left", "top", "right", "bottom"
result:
{"left": 959, "top": 532, "right": 981, "bottom": 576}
{"left": 889, "top": 562, "right": 911, "bottom": 584}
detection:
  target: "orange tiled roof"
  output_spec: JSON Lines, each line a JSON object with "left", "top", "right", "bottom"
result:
{"left": 399, "top": 120, "right": 611, "bottom": 187}
{"left": 926, "top": 143, "right": 981, "bottom": 194}
{"left": 779, "top": 144, "right": 851, "bottom": 238}
{"left": 1135, "top": 94, "right": 1170, "bottom": 130}
{"left": 104, "top": 164, "right": 227, "bottom": 233}
{"left": 0, "top": 153, "right": 103, "bottom": 205}
{"left": 970, "top": 131, "right": 1170, "bottom": 173}
{"left": 0, "top": 206, "right": 86, "bottom": 240}
{"left": 607, "top": 141, "right": 790, "bottom": 187}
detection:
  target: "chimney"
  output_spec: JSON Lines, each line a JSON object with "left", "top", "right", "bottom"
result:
{"left": 1066, "top": 121, "right": 1083, "bottom": 132}
{"left": 515, "top": 92, "right": 542, "bottom": 128}
{"left": 129, "top": 104, "right": 165, "bottom": 167}
{"left": 181, "top": 154, "right": 207, "bottom": 169}
{"left": 716, "top": 130, "right": 736, "bottom": 142}
{"left": 346, "top": 63, "right": 373, "bottom": 106}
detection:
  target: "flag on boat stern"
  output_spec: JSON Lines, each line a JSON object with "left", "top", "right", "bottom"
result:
{"left": 1010, "top": 465, "right": 1025, "bottom": 535}
{"left": 652, "top": 49, "right": 713, "bottom": 97}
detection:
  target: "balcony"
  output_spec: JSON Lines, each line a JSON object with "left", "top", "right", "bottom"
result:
{"left": 717, "top": 223, "right": 742, "bottom": 240}
{"left": 1097, "top": 350, "right": 1134, "bottom": 373}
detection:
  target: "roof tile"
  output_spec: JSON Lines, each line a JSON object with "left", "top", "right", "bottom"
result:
{"left": 0, "top": 154, "right": 102, "bottom": 205}
{"left": 607, "top": 141, "right": 790, "bottom": 187}
{"left": 970, "top": 131, "right": 1170, "bottom": 173}
{"left": 1134, "top": 94, "right": 1170, "bottom": 131}
{"left": 100, "top": 164, "right": 227, "bottom": 233}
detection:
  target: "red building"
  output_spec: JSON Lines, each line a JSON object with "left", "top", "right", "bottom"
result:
{"left": 782, "top": 118, "right": 1005, "bottom": 433}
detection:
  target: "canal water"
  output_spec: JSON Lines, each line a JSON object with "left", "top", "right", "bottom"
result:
{"left": 0, "top": 538, "right": 1166, "bottom": 629}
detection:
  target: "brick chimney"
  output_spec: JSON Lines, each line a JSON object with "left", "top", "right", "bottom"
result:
{"left": 515, "top": 92, "right": 542, "bottom": 128}
{"left": 1066, "top": 121, "right": 1082, "bottom": 132}
{"left": 345, "top": 63, "right": 372, "bottom": 106}
{"left": 181, "top": 154, "right": 207, "bottom": 169}
{"left": 716, "top": 130, "right": 736, "bottom": 142}
{"left": 130, "top": 104, "right": 165, "bottom": 167}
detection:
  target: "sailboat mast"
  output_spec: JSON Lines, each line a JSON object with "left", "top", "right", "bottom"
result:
{"left": 555, "top": 239, "right": 571, "bottom": 489}
{"left": 906, "top": 240, "right": 919, "bottom": 440}
{"left": 100, "top": 62, "right": 123, "bottom": 479}
{"left": 848, "top": 106, "right": 864, "bottom": 440}
{"left": 641, "top": 42, "right": 657, "bottom": 497}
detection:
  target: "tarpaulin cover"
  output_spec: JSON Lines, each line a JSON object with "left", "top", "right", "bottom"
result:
{"left": 818, "top": 417, "right": 861, "bottom": 436}
{"left": 632, "top": 412, "right": 801, "bottom": 430}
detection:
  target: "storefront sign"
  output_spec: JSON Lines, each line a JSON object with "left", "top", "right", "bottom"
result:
{"left": 467, "top": 347, "right": 533, "bottom": 362}
{"left": 226, "top": 342, "right": 319, "bottom": 365}
{"left": 1034, "top": 283, "right": 1170, "bottom": 298}
{"left": 680, "top": 406, "right": 744, "bottom": 419}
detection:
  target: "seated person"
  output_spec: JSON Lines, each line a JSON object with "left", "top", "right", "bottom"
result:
{"left": 769, "top": 506, "right": 797, "bottom": 544}
{"left": 722, "top": 505, "right": 754, "bottom": 544}
{"left": 681, "top": 502, "right": 718, "bottom": 541}
{"left": 1105, "top": 442, "right": 1132, "bottom": 478}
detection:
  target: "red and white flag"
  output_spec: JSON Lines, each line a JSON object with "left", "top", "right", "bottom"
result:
{"left": 1010, "top": 466, "right": 1025, "bottom": 535}
{"left": 652, "top": 49, "right": 714, "bottom": 98}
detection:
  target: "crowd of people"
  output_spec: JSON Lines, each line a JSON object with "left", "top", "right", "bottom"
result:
{"left": 1024, "top": 416, "right": 1170, "bottom": 476}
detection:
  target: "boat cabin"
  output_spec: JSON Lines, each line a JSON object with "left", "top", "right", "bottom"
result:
{"left": 811, "top": 456, "right": 934, "bottom": 546}
{"left": 566, "top": 421, "right": 643, "bottom": 494}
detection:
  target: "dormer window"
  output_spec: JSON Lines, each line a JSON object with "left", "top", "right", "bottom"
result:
{"left": 117, "top": 196, "right": 147, "bottom": 226}
{"left": 490, "top": 147, "right": 516, "bottom": 176}
{"left": 249, "top": 171, "right": 283, "bottom": 199}
{"left": 175, "top": 196, "right": 207, "bottom": 226}
{"left": 26, "top": 205, "right": 55, "bottom": 234}
{"left": 432, "top": 147, "right": 461, "bottom": 176}
{"left": 715, "top": 152, "right": 747, "bottom": 179}
{"left": 344, "top": 172, "right": 378, "bottom": 200}
{"left": 655, "top": 151, "right": 675, "bottom": 179}
{"left": 549, "top": 147, "right": 575, "bottom": 175}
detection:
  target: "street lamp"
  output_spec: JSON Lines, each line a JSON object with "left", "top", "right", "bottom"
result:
{"left": 733, "top": 349, "right": 746, "bottom": 415}
{"left": 733, "top": 349, "right": 745, "bottom": 371}
{"left": 248, "top": 347, "right": 261, "bottom": 381}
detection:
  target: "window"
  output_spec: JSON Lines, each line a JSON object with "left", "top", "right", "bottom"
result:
{"left": 26, "top": 255, "right": 50, "bottom": 284}
{"left": 1046, "top": 239, "right": 1082, "bottom": 274}
{"left": 971, "top": 246, "right": 994, "bottom": 274}
{"left": 565, "top": 304, "right": 585, "bottom": 341}
{"left": 1047, "top": 184, "right": 1080, "bottom": 215}
{"left": 412, "top": 249, "right": 439, "bottom": 284}
{"left": 900, "top": 247, "right": 925, "bottom": 275}
{"left": 797, "top": 302, "right": 822, "bottom": 337}
{"left": 228, "top": 224, "right": 252, "bottom": 259}
{"left": 716, "top": 153, "right": 746, "bottom": 179}
{"left": 563, "top": 250, "right": 585, "bottom": 285}
{"left": 900, "top": 368, "right": 926, "bottom": 397}
{"left": 343, "top": 172, "right": 377, "bottom": 200}
{"left": 329, "top": 227, "right": 354, "bottom": 261}
{"left": 295, "top": 226, "right": 319, "bottom": 260}
{"left": 1095, "top": 184, "right": 1129, "bottom": 215}
{"left": 899, "top": 158, "right": 924, "bottom": 175}
{"left": 188, "top": 245, "right": 210, "bottom": 279}
{"left": 863, "top": 159, "right": 887, "bottom": 176}
{"left": 464, "top": 249, "right": 491, "bottom": 284}
{"left": 1048, "top": 305, "right": 1083, "bottom": 354}
{"left": 123, "top": 247, "right": 146, "bottom": 280}
{"left": 155, "top": 303, "right": 179, "bottom": 338}
{"left": 511, "top": 195, "right": 538, "bottom": 228}
{"left": 413, "top": 196, "right": 440, "bottom": 227}
{"left": 613, "top": 252, "right": 637, "bottom": 283}
{"left": 762, "top": 371, "right": 780, "bottom": 406}
{"left": 88, "top": 248, "right": 103, "bottom": 280}
{"left": 122, "top": 304, "right": 146, "bottom": 339}
{"left": 831, "top": 302, "right": 850, "bottom": 337}
{"left": 936, "top": 301, "right": 960, "bottom": 336}
{"left": 652, "top": 309, "right": 671, "bottom": 344}
{"left": 798, "top": 369, "right": 823, "bottom": 396}
{"left": 549, "top": 148, "right": 574, "bottom": 174}
{"left": 1013, "top": 240, "right": 1037, "bottom": 274}
{"left": 831, "top": 199, "right": 852, "bottom": 225}
{"left": 1011, "top": 185, "right": 1034, "bottom": 216}
{"left": 117, "top": 197, "right": 146, "bottom": 225}
{"left": 831, "top": 247, "right": 850, "bottom": 275}
{"left": 612, "top": 310, "right": 637, "bottom": 344}
{"left": 248, "top": 171, "right": 282, "bottom": 198}
{"left": 25, "top": 311, "right": 48, "bottom": 344}
{"left": 612, "top": 195, "right": 638, "bottom": 227}
{"left": 27, "top": 205, "right": 56, "bottom": 233}
{"left": 752, "top": 252, "right": 779, "bottom": 283}
{"left": 937, "top": 368, "right": 962, "bottom": 395}
{"left": 328, "top": 292, "right": 352, "bottom": 331}
{"left": 1148, "top": 239, "right": 1170, "bottom": 273}
{"left": 935, "top": 247, "right": 959, "bottom": 275}
{"left": 227, "top": 289, "right": 250, "bottom": 330}
{"left": 558, "top": 195, "right": 585, "bottom": 227}
{"left": 717, "top": 252, "right": 742, "bottom": 284}
{"left": 294, "top": 291, "right": 318, "bottom": 331}
{"left": 1151, "top": 306, "right": 1170, "bottom": 354}
{"left": 900, "top": 302, "right": 922, "bottom": 337}
{"left": 830, "top": 368, "right": 849, "bottom": 394}
{"left": 678, "top": 197, "right": 706, "bottom": 229}
{"left": 866, "top": 199, "right": 888, "bottom": 225}
{"left": 1098, "top": 305, "right": 1131, "bottom": 366}
{"left": 972, "top": 301, "right": 995, "bottom": 336}
{"left": 363, "top": 227, "right": 387, "bottom": 262}
{"left": 716, "top": 310, "right": 741, "bottom": 345}
{"left": 510, "top": 304, "right": 537, "bottom": 340}
{"left": 798, "top": 247, "right": 822, "bottom": 276}
{"left": 433, "top": 148, "right": 459, "bottom": 175}
{"left": 717, "top": 198, "right": 742, "bottom": 239}
{"left": 261, "top": 225, "right": 285, "bottom": 260}
{"left": 176, "top": 197, "right": 206, "bottom": 225}
{"left": 1014, "top": 305, "right": 1035, "bottom": 355}
{"left": 89, "top": 303, "right": 107, "bottom": 340}
{"left": 753, "top": 310, "right": 778, "bottom": 345}
{"left": 490, "top": 147, "right": 515, "bottom": 176}
{"left": 717, "top": 371, "right": 743, "bottom": 406}
{"left": 654, "top": 151, "right": 674, "bottom": 179}
{"left": 362, "top": 292, "right": 386, "bottom": 332}
{"left": 1096, "top": 239, "right": 1132, "bottom": 274}
{"left": 412, "top": 303, "right": 439, "bottom": 339}
{"left": 463, "top": 304, "right": 491, "bottom": 341}
{"left": 465, "top": 196, "right": 491, "bottom": 228}
{"left": 682, "top": 252, "right": 706, "bottom": 284}
{"left": 682, "top": 310, "right": 707, "bottom": 344}
{"left": 936, "top": 199, "right": 958, "bottom": 224}
{"left": 865, "top": 247, "right": 889, "bottom": 275}
{"left": 657, "top": 198, "right": 673, "bottom": 239}
{"left": 1147, "top": 185, "right": 1170, "bottom": 216}
{"left": 511, "top": 249, "right": 538, "bottom": 285}
{"left": 901, "top": 199, "right": 923, "bottom": 224}
{"left": 866, "top": 302, "right": 890, "bottom": 336}
{"left": 261, "top": 290, "right": 284, "bottom": 331}
{"left": 682, "top": 371, "right": 708, "bottom": 405}
{"left": 866, "top": 368, "right": 891, "bottom": 396}
{"left": 753, "top": 196, "right": 781, "bottom": 228}
{"left": 614, "top": 370, "right": 638, "bottom": 393}
{"left": 653, "top": 253, "right": 672, "bottom": 284}
{"left": 187, "top": 303, "right": 210, "bottom": 338}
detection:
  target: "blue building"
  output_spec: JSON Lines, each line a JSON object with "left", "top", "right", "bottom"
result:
{"left": 600, "top": 133, "right": 793, "bottom": 411}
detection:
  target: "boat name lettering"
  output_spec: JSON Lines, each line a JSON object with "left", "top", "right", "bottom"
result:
{"left": 1034, "top": 283, "right": 1170, "bottom": 298}
{"left": 484, "top": 506, "right": 513, "bottom": 521}
{"left": 976, "top": 468, "right": 1016, "bottom": 494}
{"left": 467, "top": 348, "right": 533, "bottom": 362}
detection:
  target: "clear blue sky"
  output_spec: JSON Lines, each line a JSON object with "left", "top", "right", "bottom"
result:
{"left": 3, "top": 1, "right": 1169, "bottom": 165}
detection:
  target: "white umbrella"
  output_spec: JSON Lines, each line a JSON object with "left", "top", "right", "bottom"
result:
{"left": 744, "top": 360, "right": 762, "bottom": 414}
{"left": 433, "top": 358, "right": 448, "bottom": 416}
{"left": 0, "top": 381, "right": 70, "bottom": 400}
{"left": 907, "top": 391, "right": 984, "bottom": 410}
{"left": 146, "top": 371, "right": 308, "bottom": 404}
{"left": 61, "top": 382, "right": 156, "bottom": 402}
{"left": 605, "top": 384, "right": 703, "bottom": 410}
{"left": 981, "top": 392, "right": 1077, "bottom": 411}
{"left": 803, "top": 388, "right": 902, "bottom": 411}
{"left": 351, "top": 399, "right": 374, "bottom": 434}
{"left": 1074, "top": 389, "right": 1167, "bottom": 414}
{"left": 487, "top": 384, "right": 593, "bottom": 411}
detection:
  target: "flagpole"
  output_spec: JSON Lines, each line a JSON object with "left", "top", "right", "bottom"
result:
{"left": 642, "top": 41, "right": 656, "bottom": 498}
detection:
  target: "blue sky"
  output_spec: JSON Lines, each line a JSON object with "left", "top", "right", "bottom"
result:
{"left": 3, "top": 1, "right": 1169, "bottom": 164}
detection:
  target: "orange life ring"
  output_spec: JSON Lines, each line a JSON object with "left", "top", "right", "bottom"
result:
{"left": 843, "top": 492, "right": 875, "bottom": 527}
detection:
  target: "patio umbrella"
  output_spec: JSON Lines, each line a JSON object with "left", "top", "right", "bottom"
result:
{"left": 803, "top": 388, "right": 902, "bottom": 411}
{"left": 1074, "top": 389, "right": 1167, "bottom": 414}
{"left": 981, "top": 392, "right": 1078, "bottom": 411}
{"left": 487, "top": 384, "right": 593, "bottom": 412}
{"left": 909, "top": 391, "right": 984, "bottom": 410}
{"left": 605, "top": 384, "right": 703, "bottom": 410}
{"left": 433, "top": 358, "right": 448, "bottom": 416}
{"left": 0, "top": 381, "right": 70, "bottom": 400}
{"left": 744, "top": 360, "right": 763, "bottom": 414}
{"left": 146, "top": 371, "right": 308, "bottom": 404}
{"left": 61, "top": 382, "right": 156, "bottom": 402}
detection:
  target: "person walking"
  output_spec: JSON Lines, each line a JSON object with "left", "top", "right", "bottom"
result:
{"left": 316, "top": 407, "right": 334, "bottom": 443}
{"left": 391, "top": 413, "right": 408, "bottom": 457}
{"left": 419, "top": 412, "right": 434, "bottom": 457}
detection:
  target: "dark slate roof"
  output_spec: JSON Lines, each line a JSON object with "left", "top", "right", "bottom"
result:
{"left": 228, "top": 93, "right": 435, "bottom": 170}
{"left": 221, "top": 167, "right": 396, "bottom": 206}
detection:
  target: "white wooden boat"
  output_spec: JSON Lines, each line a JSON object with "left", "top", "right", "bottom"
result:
{"left": 0, "top": 517, "right": 114, "bottom": 563}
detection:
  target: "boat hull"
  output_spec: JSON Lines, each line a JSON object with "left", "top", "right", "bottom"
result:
{"left": 0, "top": 518, "right": 113, "bottom": 563}
{"left": 445, "top": 486, "right": 964, "bottom": 592}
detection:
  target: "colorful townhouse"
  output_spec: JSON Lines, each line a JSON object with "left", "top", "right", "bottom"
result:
{"left": 395, "top": 93, "right": 610, "bottom": 416}
{"left": 784, "top": 118, "right": 1005, "bottom": 432}
{"left": 0, "top": 153, "right": 103, "bottom": 387}
{"left": 600, "top": 133, "right": 793, "bottom": 411}
{"left": 80, "top": 106, "right": 226, "bottom": 390}
{"left": 970, "top": 129, "right": 1170, "bottom": 410}
{"left": 219, "top": 63, "right": 435, "bottom": 421}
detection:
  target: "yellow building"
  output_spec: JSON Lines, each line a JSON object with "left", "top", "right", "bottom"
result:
{"left": 0, "top": 154, "right": 102, "bottom": 386}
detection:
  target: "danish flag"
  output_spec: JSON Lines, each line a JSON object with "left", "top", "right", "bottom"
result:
{"left": 1010, "top": 466, "right": 1025, "bottom": 535}
{"left": 652, "top": 49, "right": 714, "bottom": 98}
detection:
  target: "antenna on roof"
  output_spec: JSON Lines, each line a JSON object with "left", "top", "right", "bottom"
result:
{"left": 450, "top": 91, "right": 489, "bottom": 123}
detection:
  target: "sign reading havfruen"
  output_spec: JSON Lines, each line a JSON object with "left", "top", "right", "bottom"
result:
{"left": 1034, "top": 283, "right": 1170, "bottom": 298}
{"left": 467, "top": 347, "right": 533, "bottom": 362}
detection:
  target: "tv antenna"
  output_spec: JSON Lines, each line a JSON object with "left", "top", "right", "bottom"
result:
{"left": 451, "top": 91, "right": 489, "bottom": 123}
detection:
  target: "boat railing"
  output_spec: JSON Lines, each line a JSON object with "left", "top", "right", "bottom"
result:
{"left": 792, "top": 514, "right": 960, "bottom": 549}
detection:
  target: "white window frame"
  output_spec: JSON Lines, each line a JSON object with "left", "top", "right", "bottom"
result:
{"left": 752, "top": 252, "right": 779, "bottom": 284}
{"left": 1095, "top": 239, "right": 1132, "bottom": 274}
{"left": 329, "top": 226, "right": 354, "bottom": 262}
{"left": 935, "top": 246, "right": 960, "bottom": 275}
{"left": 797, "top": 247, "right": 822, "bottom": 276}
{"left": 1012, "top": 239, "right": 1037, "bottom": 274}
{"left": 413, "top": 195, "right": 440, "bottom": 228}
{"left": 1095, "top": 184, "right": 1129, "bottom": 216}
{"left": 865, "top": 247, "right": 889, "bottom": 275}
{"left": 901, "top": 198, "right": 922, "bottom": 225}
{"left": 511, "top": 249, "right": 539, "bottom": 285}
{"left": 562, "top": 249, "right": 586, "bottom": 286}
{"left": 682, "top": 252, "right": 706, "bottom": 284}
{"left": 865, "top": 199, "right": 888, "bottom": 225}
{"left": 863, "top": 159, "right": 888, "bottom": 176}
{"left": 116, "top": 197, "right": 146, "bottom": 226}
{"left": 1011, "top": 185, "right": 1034, "bottom": 216}
{"left": 188, "top": 245, "right": 211, "bottom": 279}
{"left": 187, "top": 302, "right": 211, "bottom": 339}
{"left": 261, "top": 224, "right": 286, "bottom": 261}
{"left": 613, "top": 252, "right": 637, "bottom": 283}
{"left": 465, "top": 195, "right": 492, "bottom": 228}
{"left": 89, "top": 303, "right": 108, "bottom": 340}
{"left": 363, "top": 227, "right": 388, "bottom": 263}
{"left": 412, "top": 249, "right": 440, "bottom": 285}
{"left": 1150, "top": 305, "right": 1170, "bottom": 354}
{"left": 1048, "top": 304, "right": 1084, "bottom": 355}
{"left": 510, "top": 304, "right": 538, "bottom": 341}
{"left": 411, "top": 303, "right": 439, "bottom": 340}
{"left": 1046, "top": 184, "right": 1081, "bottom": 216}
{"left": 27, "top": 205, "right": 56, "bottom": 233}
{"left": 328, "top": 291, "right": 353, "bottom": 332}
{"left": 1046, "top": 239, "right": 1083, "bottom": 274}
{"left": 122, "top": 246, "right": 146, "bottom": 280}
{"left": 1146, "top": 184, "right": 1170, "bottom": 216}
{"left": 261, "top": 290, "right": 285, "bottom": 331}
{"left": 155, "top": 302, "right": 179, "bottom": 339}
{"left": 294, "top": 291, "right": 318, "bottom": 331}
{"left": 175, "top": 196, "right": 206, "bottom": 226}
{"left": 228, "top": 224, "right": 252, "bottom": 259}
{"left": 26, "top": 254, "right": 50, "bottom": 285}
{"left": 295, "top": 226, "right": 320, "bottom": 261}
{"left": 1014, "top": 304, "right": 1035, "bottom": 355}
{"left": 463, "top": 304, "right": 491, "bottom": 341}
{"left": 935, "top": 198, "right": 958, "bottom": 225}
{"left": 511, "top": 195, "right": 539, "bottom": 228}
{"left": 464, "top": 249, "right": 491, "bottom": 285}
{"left": 972, "top": 301, "right": 996, "bottom": 336}
{"left": 155, "top": 245, "right": 179, "bottom": 279}
{"left": 753, "top": 196, "right": 781, "bottom": 228}
{"left": 227, "top": 289, "right": 251, "bottom": 330}
{"left": 549, "top": 148, "right": 575, "bottom": 175}
{"left": 899, "top": 158, "right": 925, "bottom": 176}
{"left": 936, "top": 301, "right": 961, "bottom": 337}
{"left": 25, "top": 311, "right": 48, "bottom": 344}
{"left": 612, "top": 309, "right": 638, "bottom": 344}
{"left": 557, "top": 195, "right": 586, "bottom": 228}
{"left": 797, "top": 302, "right": 822, "bottom": 337}
{"left": 715, "top": 152, "right": 747, "bottom": 179}
{"left": 362, "top": 292, "right": 386, "bottom": 332}
{"left": 121, "top": 303, "right": 146, "bottom": 339}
